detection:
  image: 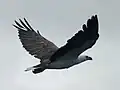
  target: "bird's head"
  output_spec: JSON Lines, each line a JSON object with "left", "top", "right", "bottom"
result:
{"left": 78, "top": 55, "right": 92, "bottom": 63}
{"left": 85, "top": 56, "right": 93, "bottom": 60}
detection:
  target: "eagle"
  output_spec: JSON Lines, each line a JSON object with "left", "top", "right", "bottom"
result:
{"left": 13, "top": 15, "right": 99, "bottom": 74}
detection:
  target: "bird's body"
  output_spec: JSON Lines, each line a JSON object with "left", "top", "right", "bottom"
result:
{"left": 13, "top": 15, "right": 99, "bottom": 74}
{"left": 48, "top": 55, "right": 91, "bottom": 69}
{"left": 48, "top": 56, "right": 79, "bottom": 69}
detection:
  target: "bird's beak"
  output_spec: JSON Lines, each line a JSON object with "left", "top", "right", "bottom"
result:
{"left": 88, "top": 57, "right": 92, "bottom": 60}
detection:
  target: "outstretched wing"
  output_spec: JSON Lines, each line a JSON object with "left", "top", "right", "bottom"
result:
{"left": 50, "top": 15, "right": 99, "bottom": 61}
{"left": 13, "top": 18, "right": 58, "bottom": 62}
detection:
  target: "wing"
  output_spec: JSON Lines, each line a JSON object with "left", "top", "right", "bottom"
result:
{"left": 13, "top": 18, "right": 58, "bottom": 62}
{"left": 50, "top": 15, "right": 99, "bottom": 61}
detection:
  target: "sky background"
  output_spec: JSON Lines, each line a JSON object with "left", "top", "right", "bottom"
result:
{"left": 0, "top": 0, "right": 120, "bottom": 90}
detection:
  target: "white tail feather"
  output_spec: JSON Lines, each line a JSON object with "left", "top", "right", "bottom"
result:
{"left": 25, "top": 66, "right": 41, "bottom": 71}
{"left": 25, "top": 66, "right": 35, "bottom": 71}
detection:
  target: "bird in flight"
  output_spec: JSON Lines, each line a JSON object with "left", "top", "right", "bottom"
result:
{"left": 13, "top": 15, "right": 99, "bottom": 74}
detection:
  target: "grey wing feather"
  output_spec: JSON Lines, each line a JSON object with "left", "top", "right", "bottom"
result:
{"left": 13, "top": 18, "right": 58, "bottom": 62}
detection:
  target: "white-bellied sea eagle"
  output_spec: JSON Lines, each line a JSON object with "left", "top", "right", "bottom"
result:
{"left": 13, "top": 15, "right": 99, "bottom": 74}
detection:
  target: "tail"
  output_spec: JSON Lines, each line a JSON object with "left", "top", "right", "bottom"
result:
{"left": 25, "top": 64, "right": 46, "bottom": 74}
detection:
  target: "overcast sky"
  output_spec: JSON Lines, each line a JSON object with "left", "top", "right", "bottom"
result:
{"left": 0, "top": 0, "right": 120, "bottom": 90}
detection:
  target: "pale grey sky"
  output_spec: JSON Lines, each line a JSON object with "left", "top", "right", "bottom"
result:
{"left": 0, "top": 0, "right": 120, "bottom": 90}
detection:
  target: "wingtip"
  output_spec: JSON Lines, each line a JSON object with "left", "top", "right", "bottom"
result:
{"left": 23, "top": 17, "right": 27, "bottom": 21}
{"left": 82, "top": 24, "right": 87, "bottom": 31}
{"left": 95, "top": 15, "right": 98, "bottom": 18}
{"left": 19, "top": 18, "right": 22, "bottom": 22}
{"left": 91, "top": 14, "right": 98, "bottom": 19}
{"left": 12, "top": 24, "right": 18, "bottom": 28}
{"left": 95, "top": 14, "right": 97, "bottom": 17}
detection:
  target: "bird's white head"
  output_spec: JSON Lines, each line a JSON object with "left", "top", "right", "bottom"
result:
{"left": 77, "top": 55, "right": 92, "bottom": 63}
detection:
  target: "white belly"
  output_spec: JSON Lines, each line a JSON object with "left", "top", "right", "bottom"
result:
{"left": 48, "top": 58, "right": 77, "bottom": 69}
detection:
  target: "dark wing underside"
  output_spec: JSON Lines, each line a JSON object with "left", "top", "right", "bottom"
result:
{"left": 50, "top": 15, "right": 99, "bottom": 61}
{"left": 13, "top": 18, "right": 58, "bottom": 62}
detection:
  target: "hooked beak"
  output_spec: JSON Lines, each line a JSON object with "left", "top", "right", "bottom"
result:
{"left": 88, "top": 57, "right": 93, "bottom": 60}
